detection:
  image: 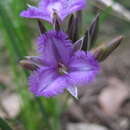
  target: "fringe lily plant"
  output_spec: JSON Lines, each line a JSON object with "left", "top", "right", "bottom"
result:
{"left": 20, "top": 0, "right": 123, "bottom": 99}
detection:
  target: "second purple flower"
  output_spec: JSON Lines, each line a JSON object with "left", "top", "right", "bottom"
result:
{"left": 20, "top": 0, "right": 86, "bottom": 23}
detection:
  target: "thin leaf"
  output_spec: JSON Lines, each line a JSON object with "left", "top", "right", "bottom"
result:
{"left": 0, "top": 117, "right": 13, "bottom": 130}
{"left": 89, "top": 13, "right": 99, "bottom": 49}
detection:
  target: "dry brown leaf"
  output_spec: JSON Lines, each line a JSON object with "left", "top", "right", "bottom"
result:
{"left": 67, "top": 123, "right": 108, "bottom": 130}
{"left": 1, "top": 94, "right": 21, "bottom": 119}
{"left": 98, "top": 77, "right": 129, "bottom": 116}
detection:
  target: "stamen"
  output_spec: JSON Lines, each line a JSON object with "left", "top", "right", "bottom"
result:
{"left": 58, "top": 63, "right": 68, "bottom": 75}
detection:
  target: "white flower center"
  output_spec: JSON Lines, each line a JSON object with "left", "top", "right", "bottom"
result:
{"left": 47, "top": 2, "right": 62, "bottom": 13}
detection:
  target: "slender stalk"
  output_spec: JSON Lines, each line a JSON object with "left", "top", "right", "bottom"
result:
{"left": 35, "top": 98, "right": 52, "bottom": 130}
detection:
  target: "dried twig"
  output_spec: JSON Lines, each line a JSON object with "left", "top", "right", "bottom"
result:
{"left": 93, "top": 0, "right": 130, "bottom": 22}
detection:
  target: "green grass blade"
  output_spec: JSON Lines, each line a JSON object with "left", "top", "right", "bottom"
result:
{"left": 0, "top": 117, "right": 13, "bottom": 130}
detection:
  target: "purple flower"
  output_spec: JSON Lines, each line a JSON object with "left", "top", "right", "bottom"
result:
{"left": 20, "top": 0, "right": 86, "bottom": 23}
{"left": 28, "top": 30, "right": 100, "bottom": 98}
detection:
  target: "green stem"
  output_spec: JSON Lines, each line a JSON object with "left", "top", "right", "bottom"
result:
{"left": 35, "top": 98, "right": 52, "bottom": 130}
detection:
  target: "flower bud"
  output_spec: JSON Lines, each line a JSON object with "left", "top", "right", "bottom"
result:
{"left": 20, "top": 60, "right": 39, "bottom": 71}
{"left": 92, "top": 36, "right": 124, "bottom": 62}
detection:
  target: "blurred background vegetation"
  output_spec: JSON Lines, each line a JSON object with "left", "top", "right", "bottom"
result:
{"left": 0, "top": 0, "right": 130, "bottom": 130}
